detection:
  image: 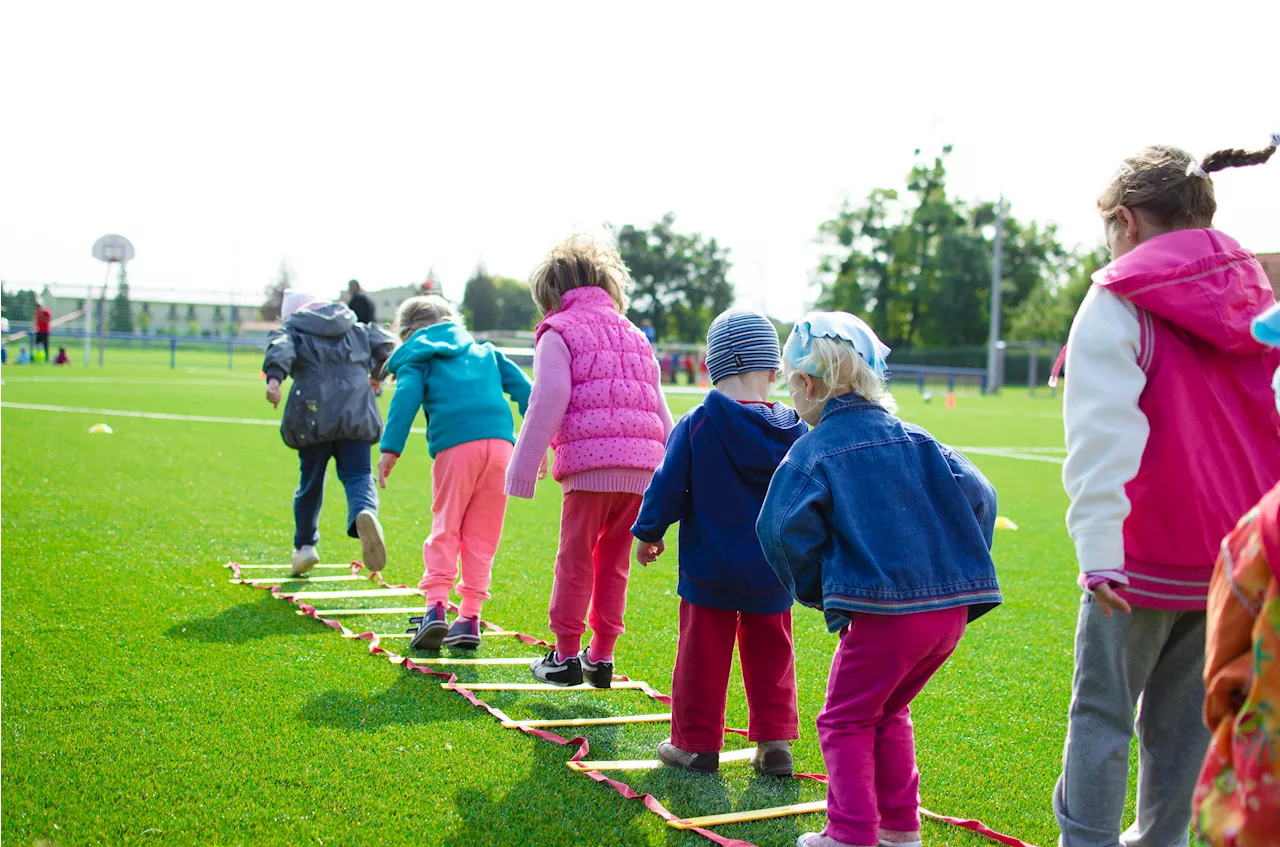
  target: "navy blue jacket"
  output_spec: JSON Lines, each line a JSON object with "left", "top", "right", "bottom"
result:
{"left": 757, "top": 394, "right": 1001, "bottom": 631}
{"left": 632, "top": 391, "right": 808, "bottom": 614}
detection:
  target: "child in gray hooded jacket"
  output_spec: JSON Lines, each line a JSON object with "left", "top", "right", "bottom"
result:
{"left": 263, "top": 289, "right": 396, "bottom": 576}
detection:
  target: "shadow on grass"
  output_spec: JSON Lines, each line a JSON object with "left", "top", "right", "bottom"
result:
{"left": 298, "top": 673, "right": 474, "bottom": 731}
{"left": 439, "top": 741, "right": 657, "bottom": 847}
{"left": 165, "top": 595, "right": 318, "bottom": 643}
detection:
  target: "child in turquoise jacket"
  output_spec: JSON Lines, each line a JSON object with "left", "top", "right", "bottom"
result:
{"left": 378, "top": 295, "right": 532, "bottom": 649}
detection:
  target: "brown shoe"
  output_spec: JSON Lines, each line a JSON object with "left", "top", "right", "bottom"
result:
{"left": 657, "top": 740, "right": 719, "bottom": 773}
{"left": 751, "top": 740, "right": 794, "bottom": 776}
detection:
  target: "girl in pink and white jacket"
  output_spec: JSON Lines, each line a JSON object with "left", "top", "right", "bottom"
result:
{"left": 1054, "top": 137, "right": 1280, "bottom": 847}
{"left": 506, "top": 234, "right": 674, "bottom": 688}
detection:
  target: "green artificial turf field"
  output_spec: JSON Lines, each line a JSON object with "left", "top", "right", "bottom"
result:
{"left": 1, "top": 357, "right": 1098, "bottom": 846}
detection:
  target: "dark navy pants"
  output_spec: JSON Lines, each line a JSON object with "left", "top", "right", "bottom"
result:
{"left": 294, "top": 440, "right": 378, "bottom": 550}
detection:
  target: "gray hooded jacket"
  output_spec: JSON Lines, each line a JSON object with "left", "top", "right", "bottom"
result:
{"left": 262, "top": 303, "right": 395, "bottom": 449}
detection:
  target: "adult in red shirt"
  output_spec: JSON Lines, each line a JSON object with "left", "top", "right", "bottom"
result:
{"left": 34, "top": 300, "right": 52, "bottom": 360}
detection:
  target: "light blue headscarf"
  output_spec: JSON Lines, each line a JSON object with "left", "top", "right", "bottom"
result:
{"left": 783, "top": 311, "right": 891, "bottom": 380}
{"left": 1251, "top": 301, "right": 1280, "bottom": 414}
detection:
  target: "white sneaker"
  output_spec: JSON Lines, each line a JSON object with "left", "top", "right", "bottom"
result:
{"left": 291, "top": 545, "right": 320, "bottom": 577}
{"left": 354, "top": 510, "right": 386, "bottom": 572}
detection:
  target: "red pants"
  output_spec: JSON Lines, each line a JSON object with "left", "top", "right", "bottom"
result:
{"left": 548, "top": 491, "right": 642, "bottom": 658}
{"left": 670, "top": 599, "right": 800, "bottom": 753}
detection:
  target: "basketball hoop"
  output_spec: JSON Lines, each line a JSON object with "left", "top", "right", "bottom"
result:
{"left": 92, "top": 234, "right": 136, "bottom": 264}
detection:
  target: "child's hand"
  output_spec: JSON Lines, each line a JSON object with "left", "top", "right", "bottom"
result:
{"left": 1093, "top": 583, "right": 1132, "bottom": 617}
{"left": 537, "top": 450, "right": 551, "bottom": 481}
{"left": 369, "top": 377, "right": 382, "bottom": 393}
{"left": 377, "top": 452, "right": 398, "bottom": 489}
{"left": 635, "top": 540, "right": 665, "bottom": 566}
{"left": 266, "top": 379, "right": 282, "bottom": 408}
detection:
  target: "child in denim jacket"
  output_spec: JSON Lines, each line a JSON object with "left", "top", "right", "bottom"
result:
{"left": 757, "top": 312, "right": 1001, "bottom": 847}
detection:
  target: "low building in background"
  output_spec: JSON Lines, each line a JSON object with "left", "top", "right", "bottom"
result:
{"left": 37, "top": 284, "right": 261, "bottom": 337}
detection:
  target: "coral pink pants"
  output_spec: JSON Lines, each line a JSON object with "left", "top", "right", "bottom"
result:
{"left": 818, "top": 607, "right": 967, "bottom": 846}
{"left": 670, "top": 599, "right": 799, "bottom": 752}
{"left": 548, "top": 491, "right": 642, "bottom": 661}
{"left": 420, "top": 439, "right": 512, "bottom": 619}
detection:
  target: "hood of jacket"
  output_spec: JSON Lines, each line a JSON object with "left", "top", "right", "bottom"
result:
{"left": 385, "top": 322, "right": 474, "bottom": 374}
{"left": 284, "top": 302, "right": 358, "bottom": 338}
{"left": 702, "top": 390, "right": 807, "bottom": 486}
{"left": 1094, "top": 228, "right": 1273, "bottom": 356}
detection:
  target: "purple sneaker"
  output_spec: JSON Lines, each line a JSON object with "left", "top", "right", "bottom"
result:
{"left": 442, "top": 616, "right": 481, "bottom": 648}
{"left": 407, "top": 603, "right": 448, "bottom": 650}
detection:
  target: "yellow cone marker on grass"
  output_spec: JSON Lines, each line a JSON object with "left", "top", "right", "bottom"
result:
{"left": 994, "top": 516, "right": 1018, "bottom": 530}
{"left": 88, "top": 423, "right": 113, "bottom": 434}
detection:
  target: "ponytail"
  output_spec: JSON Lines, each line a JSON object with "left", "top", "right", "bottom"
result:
{"left": 1194, "top": 132, "right": 1279, "bottom": 176}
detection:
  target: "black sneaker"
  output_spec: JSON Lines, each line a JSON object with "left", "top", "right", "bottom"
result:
{"left": 529, "top": 650, "right": 583, "bottom": 687}
{"left": 442, "top": 616, "right": 481, "bottom": 648}
{"left": 578, "top": 647, "right": 613, "bottom": 689}
{"left": 407, "top": 603, "right": 448, "bottom": 650}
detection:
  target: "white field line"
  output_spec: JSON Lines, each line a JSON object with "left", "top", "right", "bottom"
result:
{"left": 2, "top": 401, "right": 1067, "bottom": 466}
{"left": 1, "top": 377, "right": 256, "bottom": 386}
{"left": 0, "top": 402, "right": 429, "bottom": 434}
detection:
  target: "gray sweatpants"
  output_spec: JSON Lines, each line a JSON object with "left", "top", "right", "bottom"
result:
{"left": 1053, "top": 595, "right": 1209, "bottom": 847}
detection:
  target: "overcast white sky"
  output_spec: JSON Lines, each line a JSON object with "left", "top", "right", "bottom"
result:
{"left": 2, "top": 1, "right": 1277, "bottom": 320}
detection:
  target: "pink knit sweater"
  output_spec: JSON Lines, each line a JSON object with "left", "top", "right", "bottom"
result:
{"left": 506, "top": 329, "right": 674, "bottom": 498}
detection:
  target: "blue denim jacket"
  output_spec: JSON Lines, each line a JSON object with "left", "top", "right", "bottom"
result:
{"left": 757, "top": 394, "right": 1001, "bottom": 631}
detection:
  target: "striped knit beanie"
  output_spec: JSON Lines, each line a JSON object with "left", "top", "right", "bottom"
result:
{"left": 704, "top": 309, "right": 781, "bottom": 385}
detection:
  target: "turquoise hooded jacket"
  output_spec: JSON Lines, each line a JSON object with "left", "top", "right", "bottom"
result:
{"left": 380, "top": 323, "right": 532, "bottom": 459}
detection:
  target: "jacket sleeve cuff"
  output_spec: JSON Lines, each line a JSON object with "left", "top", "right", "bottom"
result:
{"left": 505, "top": 478, "right": 537, "bottom": 499}
{"left": 380, "top": 450, "right": 400, "bottom": 457}
{"left": 264, "top": 366, "right": 287, "bottom": 383}
{"left": 631, "top": 524, "right": 664, "bottom": 544}
{"left": 1074, "top": 529, "right": 1126, "bottom": 575}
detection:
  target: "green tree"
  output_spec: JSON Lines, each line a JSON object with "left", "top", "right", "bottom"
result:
{"left": 1009, "top": 245, "right": 1109, "bottom": 342}
{"left": 260, "top": 260, "right": 294, "bottom": 321}
{"left": 615, "top": 213, "right": 734, "bottom": 342}
{"left": 109, "top": 266, "right": 134, "bottom": 334}
{"left": 462, "top": 266, "right": 500, "bottom": 331}
{"left": 816, "top": 147, "right": 1073, "bottom": 349}
{"left": 493, "top": 276, "right": 538, "bottom": 331}
{"left": 1, "top": 287, "right": 38, "bottom": 323}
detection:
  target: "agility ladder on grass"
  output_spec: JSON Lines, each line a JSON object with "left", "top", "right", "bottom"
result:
{"left": 226, "top": 561, "right": 1037, "bottom": 847}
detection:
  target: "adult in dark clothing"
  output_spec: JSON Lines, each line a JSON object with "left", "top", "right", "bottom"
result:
{"left": 347, "top": 280, "right": 376, "bottom": 325}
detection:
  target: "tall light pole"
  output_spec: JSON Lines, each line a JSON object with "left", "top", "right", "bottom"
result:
{"left": 985, "top": 196, "right": 1005, "bottom": 393}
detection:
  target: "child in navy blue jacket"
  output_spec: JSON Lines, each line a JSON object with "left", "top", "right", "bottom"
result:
{"left": 633, "top": 309, "right": 808, "bottom": 777}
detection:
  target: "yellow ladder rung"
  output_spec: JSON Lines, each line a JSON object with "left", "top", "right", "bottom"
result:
{"left": 667, "top": 800, "right": 828, "bottom": 829}
{"left": 301, "top": 607, "right": 425, "bottom": 616}
{"left": 345, "top": 631, "right": 526, "bottom": 639}
{"left": 234, "top": 575, "right": 368, "bottom": 584}
{"left": 569, "top": 747, "right": 757, "bottom": 772}
{"left": 442, "top": 681, "right": 648, "bottom": 692}
{"left": 504, "top": 713, "right": 671, "bottom": 729}
{"left": 231, "top": 563, "right": 354, "bottom": 570}
{"left": 284, "top": 587, "right": 422, "bottom": 600}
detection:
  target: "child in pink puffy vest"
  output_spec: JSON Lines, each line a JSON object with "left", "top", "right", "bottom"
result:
{"left": 506, "top": 234, "right": 674, "bottom": 688}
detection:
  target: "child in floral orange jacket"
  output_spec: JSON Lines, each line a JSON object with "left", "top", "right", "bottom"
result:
{"left": 1193, "top": 301, "right": 1280, "bottom": 846}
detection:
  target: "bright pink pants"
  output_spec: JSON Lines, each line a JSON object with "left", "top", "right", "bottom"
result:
{"left": 420, "top": 439, "right": 512, "bottom": 619}
{"left": 670, "top": 599, "right": 799, "bottom": 752}
{"left": 548, "top": 490, "right": 642, "bottom": 661}
{"left": 818, "top": 607, "right": 967, "bottom": 846}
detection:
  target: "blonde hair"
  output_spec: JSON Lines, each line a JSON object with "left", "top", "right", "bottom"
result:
{"left": 528, "top": 233, "right": 631, "bottom": 315}
{"left": 782, "top": 335, "right": 897, "bottom": 415}
{"left": 1098, "top": 141, "right": 1276, "bottom": 231}
{"left": 394, "top": 295, "right": 459, "bottom": 341}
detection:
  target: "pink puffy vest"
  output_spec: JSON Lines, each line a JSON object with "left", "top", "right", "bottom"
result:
{"left": 535, "top": 287, "right": 667, "bottom": 480}
{"left": 1098, "top": 229, "right": 1280, "bottom": 610}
